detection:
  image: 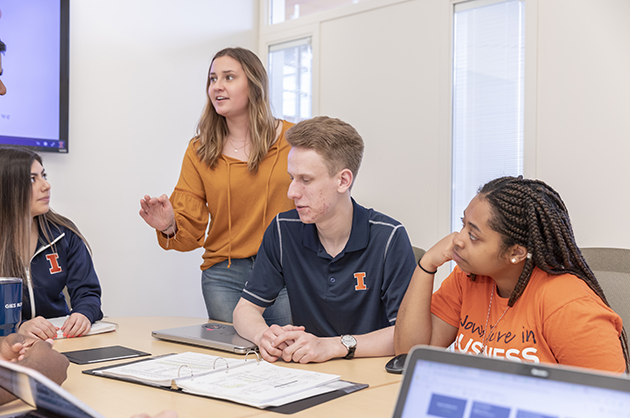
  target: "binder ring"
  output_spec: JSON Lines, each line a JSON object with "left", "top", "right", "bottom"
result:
{"left": 213, "top": 357, "right": 230, "bottom": 373}
{"left": 245, "top": 350, "right": 260, "bottom": 364}
{"left": 177, "top": 365, "right": 193, "bottom": 379}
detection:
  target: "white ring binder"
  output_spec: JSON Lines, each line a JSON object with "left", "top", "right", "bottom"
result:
{"left": 177, "top": 365, "right": 193, "bottom": 379}
{"left": 244, "top": 350, "right": 260, "bottom": 364}
{"left": 212, "top": 357, "right": 230, "bottom": 373}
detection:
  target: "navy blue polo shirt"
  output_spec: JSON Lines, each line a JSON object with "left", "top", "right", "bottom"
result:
{"left": 242, "top": 199, "right": 416, "bottom": 338}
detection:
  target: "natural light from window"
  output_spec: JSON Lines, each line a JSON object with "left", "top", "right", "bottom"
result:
{"left": 451, "top": 0, "right": 525, "bottom": 233}
{"left": 268, "top": 38, "right": 313, "bottom": 123}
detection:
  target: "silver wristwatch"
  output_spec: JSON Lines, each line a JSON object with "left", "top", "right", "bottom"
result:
{"left": 341, "top": 334, "right": 357, "bottom": 359}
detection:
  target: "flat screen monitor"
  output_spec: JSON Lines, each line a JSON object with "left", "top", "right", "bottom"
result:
{"left": 0, "top": 0, "right": 69, "bottom": 153}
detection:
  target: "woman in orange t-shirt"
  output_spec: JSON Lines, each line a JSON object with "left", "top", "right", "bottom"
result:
{"left": 395, "top": 176, "right": 628, "bottom": 373}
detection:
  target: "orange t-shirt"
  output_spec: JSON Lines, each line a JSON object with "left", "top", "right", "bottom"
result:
{"left": 157, "top": 120, "right": 295, "bottom": 270}
{"left": 431, "top": 266, "right": 625, "bottom": 373}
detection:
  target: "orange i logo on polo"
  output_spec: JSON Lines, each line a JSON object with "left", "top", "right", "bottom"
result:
{"left": 354, "top": 272, "right": 368, "bottom": 291}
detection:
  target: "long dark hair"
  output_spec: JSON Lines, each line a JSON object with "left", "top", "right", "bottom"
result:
{"left": 478, "top": 175, "right": 629, "bottom": 368}
{"left": 0, "top": 147, "right": 31, "bottom": 279}
{"left": 0, "top": 147, "right": 91, "bottom": 280}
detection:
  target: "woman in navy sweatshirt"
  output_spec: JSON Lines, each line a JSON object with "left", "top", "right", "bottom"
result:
{"left": 0, "top": 147, "right": 103, "bottom": 339}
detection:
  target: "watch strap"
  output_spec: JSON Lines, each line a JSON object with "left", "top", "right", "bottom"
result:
{"left": 343, "top": 345, "right": 356, "bottom": 359}
{"left": 341, "top": 335, "right": 357, "bottom": 359}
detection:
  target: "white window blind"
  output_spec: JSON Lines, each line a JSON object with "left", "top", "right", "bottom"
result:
{"left": 451, "top": 0, "right": 525, "bottom": 231}
{"left": 268, "top": 38, "right": 313, "bottom": 123}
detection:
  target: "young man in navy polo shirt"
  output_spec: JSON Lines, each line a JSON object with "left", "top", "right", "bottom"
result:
{"left": 233, "top": 116, "right": 416, "bottom": 363}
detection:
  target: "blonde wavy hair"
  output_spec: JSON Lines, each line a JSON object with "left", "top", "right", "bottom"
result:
{"left": 195, "top": 47, "right": 278, "bottom": 173}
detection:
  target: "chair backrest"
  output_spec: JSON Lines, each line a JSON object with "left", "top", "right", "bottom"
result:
{"left": 412, "top": 246, "right": 426, "bottom": 265}
{"left": 581, "top": 247, "right": 630, "bottom": 328}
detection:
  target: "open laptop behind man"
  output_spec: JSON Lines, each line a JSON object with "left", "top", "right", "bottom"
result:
{"left": 234, "top": 116, "right": 416, "bottom": 364}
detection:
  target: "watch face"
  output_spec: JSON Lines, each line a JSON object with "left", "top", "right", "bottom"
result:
{"left": 341, "top": 335, "right": 357, "bottom": 347}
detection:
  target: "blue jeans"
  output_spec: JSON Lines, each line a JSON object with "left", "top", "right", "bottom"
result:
{"left": 201, "top": 257, "right": 292, "bottom": 326}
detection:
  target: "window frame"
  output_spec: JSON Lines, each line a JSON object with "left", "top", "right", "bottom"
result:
{"left": 258, "top": 0, "right": 414, "bottom": 118}
{"left": 268, "top": 36, "right": 314, "bottom": 123}
{"left": 260, "top": 24, "right": 320, "bottom": 120}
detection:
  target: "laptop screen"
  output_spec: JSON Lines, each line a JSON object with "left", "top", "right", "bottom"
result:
{"left": 394, "top": 347, "right": 630, "bottom": 418}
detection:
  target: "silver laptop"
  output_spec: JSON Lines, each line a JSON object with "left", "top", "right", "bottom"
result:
{"left": 0, "top": 359, "right": 105, "bottom": 418}
{"left": 393, "top": 345, "right": 630, "bottom": 418}
{"left": 151, "top": 322, "right": 257, "bottom": 354}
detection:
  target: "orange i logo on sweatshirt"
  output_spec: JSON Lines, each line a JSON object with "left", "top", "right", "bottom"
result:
{"left": 46, "top": 253, "right": 63, "bottom": 274}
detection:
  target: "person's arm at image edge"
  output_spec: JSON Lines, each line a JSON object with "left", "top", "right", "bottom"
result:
{"left": 0, "top": 336, "right": 69, "bottom": 405}
{"left": 0, "top": 334, "right": 25, "bottom": 405}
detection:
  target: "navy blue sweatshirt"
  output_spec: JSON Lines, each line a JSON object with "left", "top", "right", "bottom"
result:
{"left": 23, "top": 223, "right": 103, "bottom": 323}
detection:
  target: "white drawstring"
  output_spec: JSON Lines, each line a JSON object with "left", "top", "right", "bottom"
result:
{"left": 25, "top": 268, "right": 36, "bottom": 319}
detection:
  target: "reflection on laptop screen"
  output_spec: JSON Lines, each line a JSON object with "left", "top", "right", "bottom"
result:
{"left": 399, "top": 354, "right": 630, "bottom": 418}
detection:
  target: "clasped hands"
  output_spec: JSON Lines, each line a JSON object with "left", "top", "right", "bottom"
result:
{"left": 0, "top": 333, "right": 68, "bottom": 384}
{"left": 0, "top": 333, "right": 44, "bottom": 363}
{"left": 257, "top": 324, "right": 344, "bottom": 364}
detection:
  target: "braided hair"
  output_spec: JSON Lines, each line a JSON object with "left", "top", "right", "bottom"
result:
{"left": 478, "top": 176, "right": 629, "bottom": 369}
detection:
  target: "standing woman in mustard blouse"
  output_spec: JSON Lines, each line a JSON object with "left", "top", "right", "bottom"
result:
{"left": 140, "top": 48, "right": 293, "bottom": 325}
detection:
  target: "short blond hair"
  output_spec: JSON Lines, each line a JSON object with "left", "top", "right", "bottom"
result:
{"left": 285, "top": 116, "right": 364, "bottom": 178}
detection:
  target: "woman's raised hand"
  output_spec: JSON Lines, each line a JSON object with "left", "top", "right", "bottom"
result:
{"left": 139, "top": 194, "right": 175, "bottom": 231}
{"left": 421, "top": 232, "right": 458, "bottom": 272}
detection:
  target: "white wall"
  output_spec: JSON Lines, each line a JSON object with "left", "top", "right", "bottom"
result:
{"left": 311, "top": 0, "right": 630, "bottom": 256}
{"left": 318, "top": 0, "right": 452, "bottom": 257}
{"left": 39, "top": 0, "right": 630, "bottom": 317}
{"left": 535, "top": 0, "right": 630, "bottom": 249}
{"left": 270, "top": 0, "right": 630, "bottom": 286}
{"left": 42, "top": 0, "right": 258, "bottom": 318}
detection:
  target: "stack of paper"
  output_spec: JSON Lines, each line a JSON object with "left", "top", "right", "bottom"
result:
{"left": 92, "top": 351, "right": 342, "bottom": 408}
{"left": 47, "top": 316, "right": 117, "bottom": 339}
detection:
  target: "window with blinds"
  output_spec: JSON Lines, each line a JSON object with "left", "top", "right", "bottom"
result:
{"left": 268, "top": 38, "right": 313, "bottom": 123}
{"left": 451, "top": 0, "right": 525, "bottom": 231}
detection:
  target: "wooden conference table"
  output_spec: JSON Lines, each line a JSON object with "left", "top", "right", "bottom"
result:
{"left": 0, "top": 317, "right": 403, "bottom": 418}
